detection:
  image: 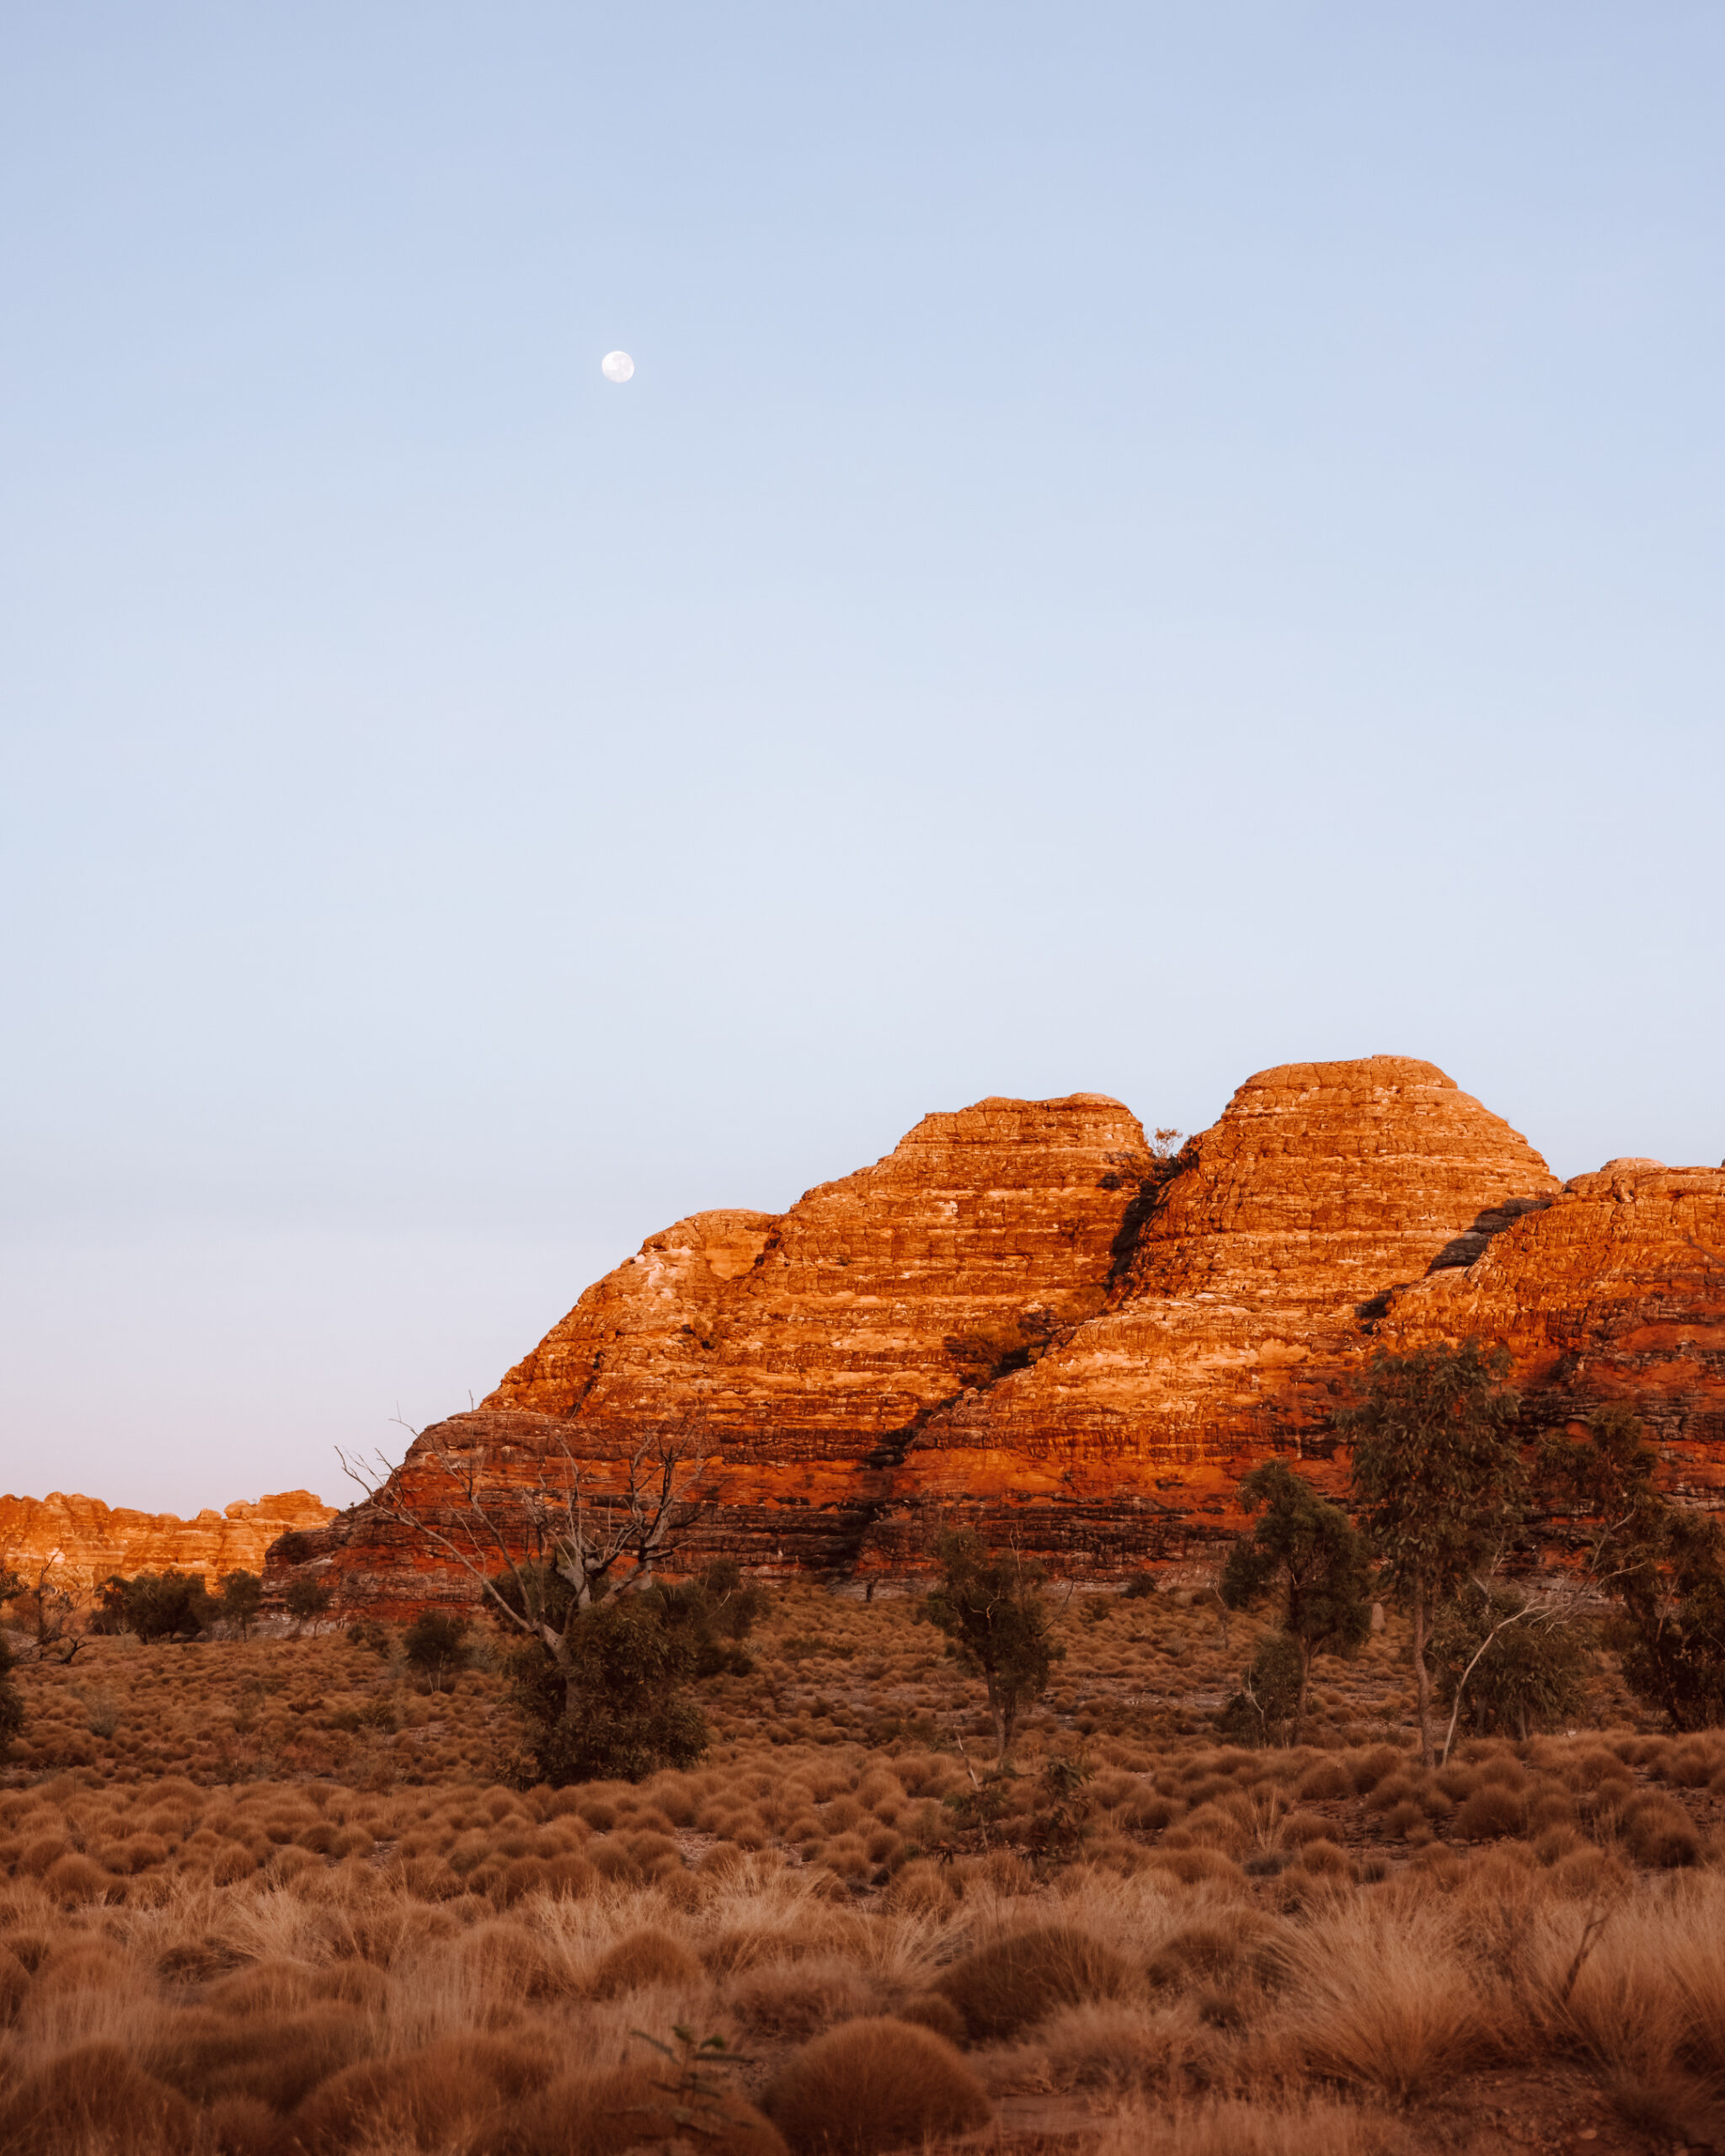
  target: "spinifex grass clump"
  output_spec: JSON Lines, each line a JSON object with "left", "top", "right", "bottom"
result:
{"left": 761, "top": 2018, "right": 991, "bottom": 2155}
{"left": 1, "top": 1585, "right": 1720, "bottom": 2154}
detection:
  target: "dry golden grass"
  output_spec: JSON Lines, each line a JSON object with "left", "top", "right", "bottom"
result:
{"left": 761, "top": 2016, "right": 991, "bottom": 2154}
{"left": 2, "top": 1586, "right": 1724, "bottom": 2151}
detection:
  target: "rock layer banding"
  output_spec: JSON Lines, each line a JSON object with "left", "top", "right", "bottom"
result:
{"left": 275, "top": 1058, "right": 1725, "bottom": 1614}
{"left": 1, "top": 1491, "right": 335, "bottom": 1597}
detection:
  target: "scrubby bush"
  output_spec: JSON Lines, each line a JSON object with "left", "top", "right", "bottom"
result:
{"left": 652, "top": 1559, "right": 772, "bottom": 1678}
{"left": 1219, "top": 1631, "right": 1306, "bottom": 1748}
{"left": 214, "top": 1569, "right": 263, "bottom": 1638}
{"left": 1429, "top": 1582, "right": 1592, "bottom": 1741}
{"left": 0, "top": 1625, "right": 23, "bottom": 1758}
{"left": 1220, "top": 1459, "right": 1372, "bottom": 1739}
{"left": 508, "top": 1589, "right": 710, "bottom": 1785}
{"left": 762, "top": 2018, "right": 991, "bottom": 2155}
{"left": 1542, "top": 1406, "right": 1725, "bottom": 1731}
{"left": 285, "top": 1577, "right": 334, "bottom": 1633}
{"left": 404, "top": 1609, "right": 471, "bottom": 1690}
{"left": 98, "top": 1569, "right": 214, "bottom": 1641}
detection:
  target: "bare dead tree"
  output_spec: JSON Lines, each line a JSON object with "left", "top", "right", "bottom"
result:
{"left": 336, "top": 1420, "right": 712, "bottom": 1713}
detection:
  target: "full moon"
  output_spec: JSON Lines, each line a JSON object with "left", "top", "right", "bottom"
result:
{"left": 601, "top": 350, "right": 635, "bottom": 383}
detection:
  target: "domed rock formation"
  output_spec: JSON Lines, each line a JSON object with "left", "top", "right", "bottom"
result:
{"left": 277, "top": 1055, "right": 1725, "bottom": 1615}
{"left": 1378, "top": 1158, "right": 1725, "bottom": 1506}
{"left": 0, "top": 1490, "right": 334, "bottom": 1597}
{"left": 878, "top": 1057, "right": 1561, "bottom": 1564}
{"left": 287, "top": 1093, "right": 1158, "bottom": 1608}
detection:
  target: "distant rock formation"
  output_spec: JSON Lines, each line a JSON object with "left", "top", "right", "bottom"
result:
{"left": 278, "top": 1056, "right": 1723, "bottom": 1615}
{"left": 0, "top": 1490, "right": 334, "bottom": 1595}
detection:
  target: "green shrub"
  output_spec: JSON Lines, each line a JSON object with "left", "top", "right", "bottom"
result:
{"left": 1218, "top": 1631, "right": 1305, "bottom": 1748}
{"left": 284, "top": 1578, "right": 333, "bottom": 1632}
{"left": 403, "top": 1610, "right": 471, "bottom": 1691}
{"left": 507, "top": 1591, "right": 709, "bottom": 1785}
{"left": 99, "top": 1570, "right": 214, "bottom": 1642}
{"left": 216, "top": 1569, "right": 264, "bottom": 1639}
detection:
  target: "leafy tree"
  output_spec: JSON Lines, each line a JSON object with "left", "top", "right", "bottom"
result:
{"left": 1428, "top": 1580, "right": 1591, "bottom": 1742}
{"left": 694, "top": 1558, "right": 772, "bottom": 1644}
{"left": 284, "top": 1577, "right": 334, "bottom": 1635}
{"left": 1219, "top": 1630, "right": 1305, "bottom": 1748}
{"left": 652, "top": 1559, "right": 771, "bottom": 1678}
{"left": 344, "top": 1425, "right": 715, "bottom": 1782}
{"left": 99, "top": 1570, "right": 215, "bottom": 1642}
{"left": 1339, "top": 1338, "right": 1524, "bottom": 1765}
{"left": 0, "top": 1625, "right": 23, "bottom": 1758}
{"left": 921, "top": 1529, "right": 1064, "bottom": 1761}
{"left": 403, "top": 1609, "right": 470, "bottom": 1691}
{"left": 505, "top": 1586, "right": 708, "bottom": 1783}
{"left": 216, "top": 1569, "right": 263, "bottom": 1640}
{"left": 1541, "top": 1406, "right": 1725, "bottom": 1730}
{"left": 1219, "top": 1459, "right": 1372, "bottom": 1737}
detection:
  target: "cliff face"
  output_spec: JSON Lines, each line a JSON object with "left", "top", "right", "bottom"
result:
{"left": 1380, "top": 1159, "right": 1725, "bottom": 1504}
{"left": 291, "top": 1094, "right": 1158, "bottom": 1609}
{"left": 0, "top": 1491, "right": 335, "bottom": 1596}
{"left": 884, "top": 1056, "right": 1562, "bottom": 1563}
{"left": 283, "top": 1054, "right": 1724, "bottom": 1616}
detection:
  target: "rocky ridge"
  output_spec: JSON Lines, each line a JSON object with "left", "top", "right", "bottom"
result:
{"left": 0, "top": 1491, "right": 335, "bottom": 1597}
{"left": 282, "top": 1056, "right": 1725, "bottom": 1615}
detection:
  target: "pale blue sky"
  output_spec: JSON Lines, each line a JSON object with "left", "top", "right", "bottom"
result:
{"left": 3, "top": 3, "right": 1722, "bottom": 1512}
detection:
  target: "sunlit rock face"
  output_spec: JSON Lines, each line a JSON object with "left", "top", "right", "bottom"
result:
{"left": 883, "top": 1057, "right": 1562, "bottom": 1565}
{"left": 0, "top": 1491, "right": 334, "bottom": 1596}
{"left": 277, "top": 1059, "right": 1724, "bottom": 1614}
{"left": 1378, "top": 1157, "right": 1725, "bottom": 1510}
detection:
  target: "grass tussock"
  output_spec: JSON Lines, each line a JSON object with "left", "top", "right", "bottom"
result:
{"left": 2, "top": 1589, "right": 1722, "bottom": 2151}
{"left": 761, "top": 2016, "right": 991, "bottom": 2154}
{"left": 936, "top": 1924, "right": 1133, "bottom": 2038}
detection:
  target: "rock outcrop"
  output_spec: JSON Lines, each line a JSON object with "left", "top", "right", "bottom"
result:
{"left": 1380, "top": 1159, "right": 1725, "bottom": 1506}
{"left": 280, "top": 1055, "right": 1723, "bottom": 1615}
{"left": 883, "top": 1057, "right": 1562, "bottom": 1564}
{"left": 0, "top": 1491, "right": 334, "bottom": 1596}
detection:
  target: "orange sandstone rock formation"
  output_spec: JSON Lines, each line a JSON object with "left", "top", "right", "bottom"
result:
{"left": 0, "top": 1490, "right": 334, "bottom": 1596}
{"left": 1380, "top": 1159, "right": 1725, "bottom": 1507}
{"left": 283, "top": 1055, "right": 1722, "bottom": 1615}
{"left": 886, "top": 1057, "right": 1562, "bottom": 1557}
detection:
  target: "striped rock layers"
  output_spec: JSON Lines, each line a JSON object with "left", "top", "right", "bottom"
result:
{"left": 1, "top": 1491, "right": 335, "bottom": 1597}
{"left": 280, "top": 1055, "right": 1724, "bottom": 1614}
